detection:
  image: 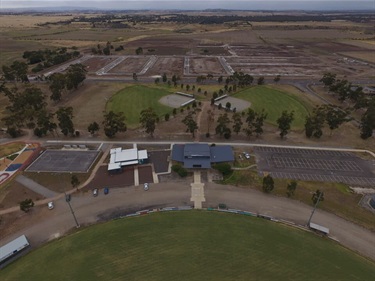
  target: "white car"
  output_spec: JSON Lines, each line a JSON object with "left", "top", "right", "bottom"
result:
{"left": 48, "top": 201, "right": 54, "bottom": 210}
{"left": 144, "top": 183, "right": 149, "bottom": 191}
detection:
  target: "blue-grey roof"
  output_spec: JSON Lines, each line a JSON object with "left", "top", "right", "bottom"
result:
{"left": 171, "top": 144, "right": 184, "bottom": 162}
{"left": 184, "top": 143, "right": 210, "bottom": 158}
{"left": 211, "top": 146, "right": 235, "bottom": 163}
{"left": 184, "top": 158, "right": 211, "bottom": 169}
{"left": 171, "top": 143, "right": 234, "bottom": 169}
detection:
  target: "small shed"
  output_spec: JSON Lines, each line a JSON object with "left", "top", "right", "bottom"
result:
{"left": 309, "top": 222, "right": 329, "bottom": 235}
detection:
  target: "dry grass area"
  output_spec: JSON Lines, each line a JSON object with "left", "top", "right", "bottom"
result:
{"left": 223, "top": 170, "right": 375, "bottom": 231}
{"left": 0, "top": 179, "right": 44, "bottom": 209}
{"left": 0, "top": 142, "right": 25, "bottom": 159}
{"left": 339, "top": 51, "right": 375, "bottom": 63}
{"left": 54, "top": 82, "right": 129, "bottom": 134}
{"left": 23, "top": 172, "right": 90, "bottom": 193}
{"left": 0, "top": 15, "right": 76, "bottom": 28}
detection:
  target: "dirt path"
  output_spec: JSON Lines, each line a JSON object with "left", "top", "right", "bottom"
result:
{"left": 195, "top": 101, "right": 210, "bottom": 142}
{"left": 1, "top": 182, "right": 374, "bottom": 261}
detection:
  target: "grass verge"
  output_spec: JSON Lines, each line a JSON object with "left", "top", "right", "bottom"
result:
{"left": 222, "top": 170, "right": 375, "bottom": 231}
{"left": 1, "top": 211, "right": 374, "bottom": 281}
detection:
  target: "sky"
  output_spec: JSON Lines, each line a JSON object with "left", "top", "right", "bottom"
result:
{"left": 1, "top": 1, "right": 374, "bottom": 11}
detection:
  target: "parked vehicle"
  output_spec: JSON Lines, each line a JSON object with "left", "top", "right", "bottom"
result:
{"left": 144, "top": 183, "right": 149, "bottom": 191}
{"left": 104, "top": 187, "right": 109, "bottom": 195}
{"left": 65, "top": 194, "right": 71, "bottom": 202}
{"left": 243, "top": 152, "right": 251, "bottom": 159}
{"left": 48, "top": 202, "right": 54, "bottom": 210}
{"left": 93, "top": 188, "right": 98, "bottom": 197}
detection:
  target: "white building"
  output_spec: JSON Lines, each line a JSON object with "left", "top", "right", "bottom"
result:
{"left": 108, "top": 147, "right": 148, "bottom": 172}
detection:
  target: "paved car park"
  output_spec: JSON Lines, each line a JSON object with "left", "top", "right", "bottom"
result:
{"left": 254, "top": 147, "right": 375, "bottom": 186}
{"left": 138, "top": 166, "right": 154, "bottom": 184}
{"left": 148, "top": 150, "right": 170, "bottom": 173}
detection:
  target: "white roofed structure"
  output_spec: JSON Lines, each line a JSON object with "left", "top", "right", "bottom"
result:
{"left": 108, "top": 147, "right": 148, "bottom": 171}
{"left": 0, "top": 235, "right": 30, "bottom": 263}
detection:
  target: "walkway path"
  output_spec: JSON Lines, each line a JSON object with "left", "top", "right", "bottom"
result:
{"left": 194, "top": 101, "right": 210, "bottom": 142}
{"left": 190, "top": 170, "right": 205, "bottom": 209}
{"left": 16, "top": 175, "right": 58, "bottom": 198}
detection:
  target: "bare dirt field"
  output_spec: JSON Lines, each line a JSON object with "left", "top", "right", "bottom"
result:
{"left": 159, "top": 94, "right": 194, "bottom": 108}
{"left": 190, "top": 57, "right": 227, "bottom": 75}
{"left": 338, "top": 51, "right": 375, "bottom": 64}
{"left": 108, "top": 57, "right": 150, "bottom": 74}
{"left": 146, "top": 57, "right": 184, "bottom": 76}
{"left": 214, "top": 96, "right": 250, "bottom": 112}
{"left": 125, "top": 37, "right": 190, "bottom": 55}
{"left": 83, "top": 57, "right": 117, "bottom": 73}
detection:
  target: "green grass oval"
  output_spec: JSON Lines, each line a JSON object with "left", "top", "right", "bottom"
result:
{"left": 1, "top": 211, "right": 374, "bottom": 281}
{"left": 106, "top": 85, "right": 172, "bottom": 127}
{"left": 234, "top": 86, "right": 311, "bottom": 129}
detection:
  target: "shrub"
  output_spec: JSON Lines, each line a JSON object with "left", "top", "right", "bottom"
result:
{"left": 213, "top": 163, "right": 232, "bottom": 176}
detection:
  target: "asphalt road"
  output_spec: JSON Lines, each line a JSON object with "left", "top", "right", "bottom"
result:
{"left": 1, "top": 182, "right": 374, "bottom": 261}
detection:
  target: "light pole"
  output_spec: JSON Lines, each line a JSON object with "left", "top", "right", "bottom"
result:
{"left": 63, "top": 179, "right": 80, "bottom": 229}
{"left": 307, "top": 191, "right": 323, "bottom": 226}
{"left": 65, "top": 191, "right": 80, "bottom": 228}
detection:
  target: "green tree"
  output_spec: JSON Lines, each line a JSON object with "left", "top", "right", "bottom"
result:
{"left": 165, "top": 113, "right": 170, "bottom": 121}
{"left": 154, "top": 77, "right": 160, "bottom": 84}
{"left": 102, "top": 111, "right": 127, "bottom": 138}
{"left": 254, "top": 109, "right": 267, "bottom": 137}
{"left": 65, "top": 64, "right": 87, "bottom": 90}
{"left": 215, "top": 113, "right": 231, "bottom": 137}
{"left": 324, "top": 106, "right": 351, "bottom": 135}
{"left": 34, "top": 109, "right": 57, "bottom": 137}
{"left": 286, "top": 180, "right": 297, "bottom": 197}
{"left": 2, "top": 61, "right": 29, "bottom": 82}
{"left": 257, "top": 76, "right": 265, "bottom": 85}
{"left": 274, "top": 75, "right": 281, "bottom": 83}
{"left": 218, "top": 76, "right": 223, "bottom": 83}
{"left": 213, "top": 163, "right": 232, "bottom": 176}
{"left": 71, "top": 174, "right": 80, "bottom": 189}
{"left": 320, "top": 72, "right": 336, "bottom": 87}
{"left": 277, "top": 110, "right": 294, "bottom": 139}
{"left": 87, "top": 121, "right": 100, "bottom": 135}
{"left": 56, "top": 107, "right": 75, "bottom": 136}
{"left": 140, "top": 107, "right": 158, "bottom": 137}
{"left": 132, "top": 72, "right": 138, "bottom": 81}
{"left": 262, "top": 175, "right": 274, "bottom": 193}
{"left": 135, "top": 47, "right": 143, "bottom": 55}
{"left": 49, "top": 73, "right": 66, "bottom": 102}
{"left": 182, "top": 111, "right": 198, "bottom": 138}
{"left": 360, "top": 99, "right": 375, "bottom": 139}
{"left": 162, "top": 73, "right": 167, "bottom": 83}
{"left": 312, "top": 189, "right": 325, "bottom": 205}
{"left": 225, "top": 102, "right": 231, "bottom": 110}
{"left": 232, "top": 112, "right": 243, "bottom": 135}
{"left": 20, "top": 198, "right": 34, "bottom": 213}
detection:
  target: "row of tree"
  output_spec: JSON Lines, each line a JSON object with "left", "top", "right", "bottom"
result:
{"left": 48, "top": 63, "right": 87, "bottom": 101}
{"left": 262, "top": 175, "right": 324, "bottom": 205}
{"left": 320, "top": 72, "right": 374, "bottom": 139}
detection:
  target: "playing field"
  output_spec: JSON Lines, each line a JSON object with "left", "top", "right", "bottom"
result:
{"left": 1, "top": 211, "right": 374, "bottom": 281}
{"left": 234, "top": 86, "right": 311, "bottom": 129}
{"left": 106, "top": 85, "right": 173, "bottom": 126}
